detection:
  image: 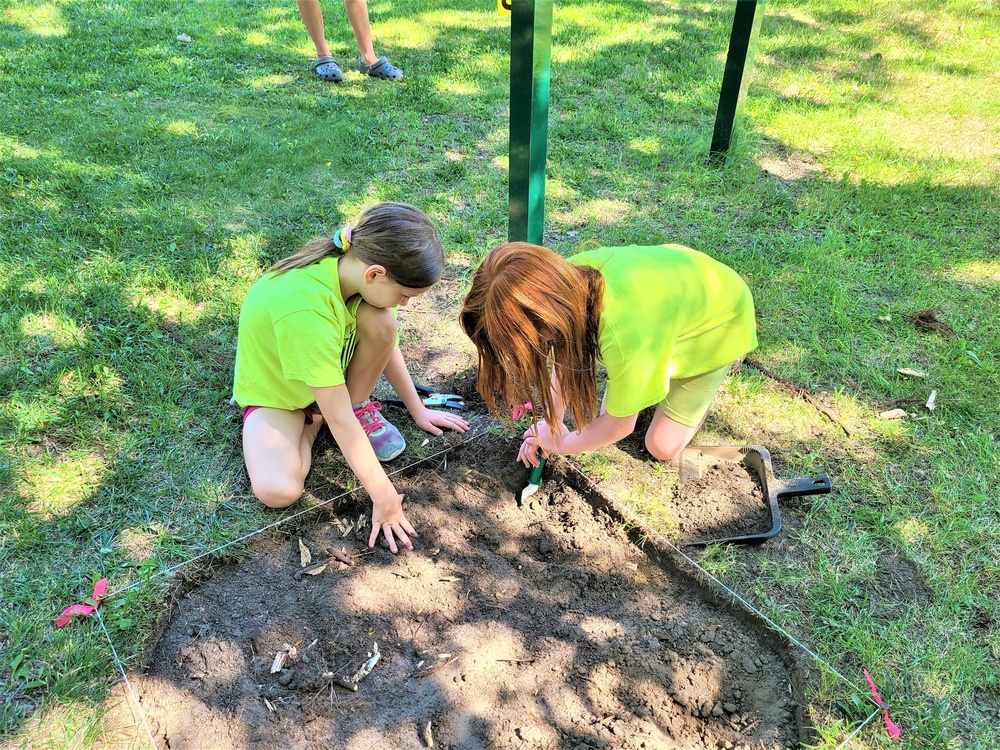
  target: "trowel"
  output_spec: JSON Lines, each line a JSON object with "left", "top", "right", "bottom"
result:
{"left": 520, "top": 452, "right": 547, "bottom": 502}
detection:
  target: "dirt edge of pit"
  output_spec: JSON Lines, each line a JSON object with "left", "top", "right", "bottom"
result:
{"left": 556, "top": 458, "right": 819, "bottom": 748}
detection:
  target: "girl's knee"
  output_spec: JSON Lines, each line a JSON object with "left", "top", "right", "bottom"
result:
{"left": 252, "top": 478, "right": 304, "bottom": 509}
{"left": 645, "top": 430, "right": 683, "bottom": 462}
{"left": 356, "top": 303, "right": 397, "bottom": 347}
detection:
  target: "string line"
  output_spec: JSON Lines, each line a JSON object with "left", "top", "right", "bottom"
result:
{"left": 96, "top": 609, "right": 159, "bottom": 750}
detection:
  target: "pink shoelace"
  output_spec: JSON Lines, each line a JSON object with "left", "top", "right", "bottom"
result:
{"left": 354, "top": 400, "right": 386, "bottom": 435}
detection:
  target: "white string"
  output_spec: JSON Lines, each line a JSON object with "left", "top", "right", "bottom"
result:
{"left": 834, "top": 707, "right": 881, "bottom": 750}
{"left": 95, "top": 609, "right": 159, "bottom": 750}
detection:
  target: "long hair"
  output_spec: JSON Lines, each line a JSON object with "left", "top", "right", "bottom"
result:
{"left": 268, "top": 202, "right": 444, "bottom": 288}
{"left": 460, "top": 242, "right": 604, "bottom": 433}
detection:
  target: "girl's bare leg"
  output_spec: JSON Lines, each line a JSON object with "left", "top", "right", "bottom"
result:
{"left": 345, "top": 302, "right": 396, "bottom": 403}
{"left": 244, "top": 407, "right": 325, "bottom": 508}
{"left": 343, "top": 0, "right": 378, "bottom": 65}
{"left": 296, "top": 0, "right": 332, "bottom": 59}
{"left": 644, "top": 407, "right": 705, "bottom": 462}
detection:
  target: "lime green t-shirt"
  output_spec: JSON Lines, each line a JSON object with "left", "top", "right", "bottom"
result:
{"left": 570, "top": 245, "right": 758, "bottom": 418}
{"left": 232, "top": 256, "right": 360, "bottom": 410}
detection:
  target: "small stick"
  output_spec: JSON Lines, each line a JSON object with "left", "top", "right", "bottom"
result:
{"left": 410, "top": 657, "right": 458, "bottom": 679}
{"left": 422, "top": 720, "right": 435, "bottom": 748}
{"left": 496, "top": 658, "right": 535, "bottom": 664}
{"left": 330, "top": 548, "right": 354, "bottom": 566}
{"left": 332, "top": 676, "right": 359, "bottom": 692}
{"left": 745, "top": 358, "right": 853, "bottom": 437}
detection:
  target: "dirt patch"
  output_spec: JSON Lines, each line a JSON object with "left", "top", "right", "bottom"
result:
{"left": 108, "top": 435, "right": 808, "bottom": 750}
{"left": 673, "top": 463, "right": 770, "bottom": 543}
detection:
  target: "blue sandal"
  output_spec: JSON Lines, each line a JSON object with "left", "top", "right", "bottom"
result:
{"left": 358, "top": 56, "right": 403, "bottom": 81}
{"left": 312, "top": 56, "right": 343, "bottom": 83}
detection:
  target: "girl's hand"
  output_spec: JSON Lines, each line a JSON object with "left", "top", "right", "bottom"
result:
{"left": 369, "top": 491, "right": 417, "bottom": 554}
{"left": 412, "top": 405, "right": 470, "bottom": 436}
{"left": 517, "top": 420, "right": 567, "bottom": 467}
{"left": 517, "top": 435, "right": 545, "bottom": 467}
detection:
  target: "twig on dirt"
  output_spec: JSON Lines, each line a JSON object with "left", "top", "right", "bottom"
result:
{"left": 410, "top": 656, "right": 459, "bottom": 678}
{"left": 318, "top": 545, "right": 355, "bottom": 566}
{"left": 294, "top": 551, "right": 356, "bottom": 579}
{"left": 496, "top": 658, "right": 535, "bottom": 664}
{"left": 744, "top": 358, "right": 853, "bottom": 437}
{"left": 422, "top": 720, "right": 435, "bottom": 748}
{"left": 332, "top": 676, "right": 360, "bottom": 692}
{"left": 411, "top": 613, "right": 430, "bottom": 641}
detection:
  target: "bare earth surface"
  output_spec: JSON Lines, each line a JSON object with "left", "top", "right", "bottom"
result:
{"left": 100, "top": 280, "right": 814, "bottom": 749}
{"left": 116, "top": 439, "right": 804, "bottom": 750}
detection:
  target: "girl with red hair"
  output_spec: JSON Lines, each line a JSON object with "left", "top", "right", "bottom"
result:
{"left": 460, "top": 242, "right": 757, "bottom": 467}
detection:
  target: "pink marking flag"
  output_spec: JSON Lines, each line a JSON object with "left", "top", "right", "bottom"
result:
{"left": 54, "top": 578, "right": 109, "bottom": 628}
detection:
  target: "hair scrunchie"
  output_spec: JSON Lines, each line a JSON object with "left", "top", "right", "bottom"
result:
{"left": 333, "top": 225, "right": 353, "bottom": 250}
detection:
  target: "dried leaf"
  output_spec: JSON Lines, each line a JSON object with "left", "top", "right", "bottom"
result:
{"left": 176, "top": 33, "right": 192, "bottom": 43}
{"left": 270, "top": 651, "right": 287, "bottom": 674}
{"left": 926, "top": 390, "right": 937, "bottom": 411}
{"left": 897, "top": 367, "right": 928, "bottom": 379}
{"left": 304, "top": 562, "right": 328, "bottom": 576}
{"left": 879, "top": 408, "right": 907, "bottom": 420}
{"left": 298, "top": 538, "right": 312, "bottom": 567}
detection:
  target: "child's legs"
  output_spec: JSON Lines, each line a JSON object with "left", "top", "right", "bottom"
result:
{"left": 644, "top": 364, "right": 731, "bottom": 461}
{"left": 344, "top": 302, "right": 396, "bottom": 404}
{"left": 243, "top": 407, "right": 323, "bottom": 508}
{"left": 296, "top": 0, "right": 331, "bottom": 58}
{"left": 343, "top": 0, "right": 377, "bottom": 64}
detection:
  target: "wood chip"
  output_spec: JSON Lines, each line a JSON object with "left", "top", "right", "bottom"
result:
{"left": 270, "top": 651, "right": 287, "bottom": 673}
{"left": 926, "top": 390, "right": 937, "bottom": 411}
{"left": 298, "top": 538, "right": 312, "bottom": 567}
{"left": 879, "top": 408, "right": 907, "bottom": 420}
{"left": 303, "top": 562, "right": 328, "bottom": 576}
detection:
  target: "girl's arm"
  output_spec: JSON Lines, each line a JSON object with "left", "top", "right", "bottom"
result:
{"left": 311, "top": 383, "right": 415, "bottom": 553}
{"left": 519, "top": 410, "right": 638, "bottom": 465}
{"left": 382, "top": 347, "right": 469, "bottom": 435}
{"left": 519, "top": 380, "right": 638, "bottom": 465}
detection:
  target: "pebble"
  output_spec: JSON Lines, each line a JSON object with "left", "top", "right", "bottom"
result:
{"left": 516, "top": 726, "right": 543, "bottom": 742}
{"left": 277, "top": 670, "right": 293, "bottom": 686}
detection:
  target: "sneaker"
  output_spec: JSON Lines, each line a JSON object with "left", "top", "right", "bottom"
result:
{"left": 353, "top": 400, "right": 406, "bottom": 462}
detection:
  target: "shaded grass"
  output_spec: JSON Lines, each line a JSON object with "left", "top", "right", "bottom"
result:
{"left": 1, "top": 0, "right": 999, "bottom": 747}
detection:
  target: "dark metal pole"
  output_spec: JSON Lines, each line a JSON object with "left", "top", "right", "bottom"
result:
{"left": 508, "top": 0, "right": 553, "bottom": 244}
{"left": 710, "top": 0, "right": 764, "bottom": 163}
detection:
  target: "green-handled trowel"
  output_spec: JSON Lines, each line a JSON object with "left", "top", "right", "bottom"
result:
{"left": 520, "top": 452, "right": 547, "bottom": 502}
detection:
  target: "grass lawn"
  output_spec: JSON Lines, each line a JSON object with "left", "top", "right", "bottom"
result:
{"left": 1, "top": 0, "right": 998, "bottom": 747}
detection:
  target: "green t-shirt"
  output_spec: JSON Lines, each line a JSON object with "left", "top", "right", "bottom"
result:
{"left": 232, "top": 256, "right": 361, "bottom": 410}
{"left": 570, "top": 245, "right": 758, "bottom": 417}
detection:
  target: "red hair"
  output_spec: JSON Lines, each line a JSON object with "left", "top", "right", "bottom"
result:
{"left": 460, "top": 242, "right": 604, "bottom": 431}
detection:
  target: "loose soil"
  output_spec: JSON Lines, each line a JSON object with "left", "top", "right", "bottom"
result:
{"left": 672, "top": 463, "right": 770, "bottom": 543}
{"left": 110, "top": 435, "right": 807, "bottom": 750}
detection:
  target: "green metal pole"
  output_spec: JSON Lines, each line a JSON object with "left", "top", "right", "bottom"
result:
{"left": 709, "top": 0, "right": 764, "bottom": 164}
{"left": 508, "top": 0, "right": 552, "bottom": 244}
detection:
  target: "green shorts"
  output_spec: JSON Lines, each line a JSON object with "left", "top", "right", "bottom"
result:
{"left": 659, "top": 363, "right": 732, "bottom": 427}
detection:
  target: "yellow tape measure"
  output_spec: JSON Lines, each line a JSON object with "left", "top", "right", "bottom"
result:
{"left": 498, "top": 0, "right": 511, "bottom": 16}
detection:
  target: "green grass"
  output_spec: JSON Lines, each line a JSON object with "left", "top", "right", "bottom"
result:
{"left": 2, "top": 0, "right": 998, "bottom": 747}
